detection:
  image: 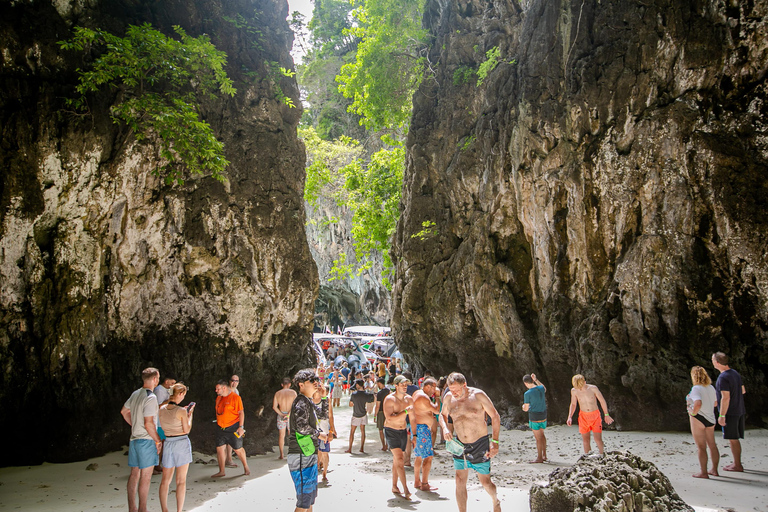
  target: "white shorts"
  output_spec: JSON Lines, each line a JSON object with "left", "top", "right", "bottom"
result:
{"left": 351, "top": 415, "right": 368, "bottom": 427}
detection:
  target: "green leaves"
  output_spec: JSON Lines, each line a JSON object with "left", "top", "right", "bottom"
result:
{"left": 59, "top": 23, "right": 236, "bottom": 185}
{"left": 476, "top": 46, "right": 500, "bottom": 86}
{"left": 336, "top": 0, "right": 428, "bottom": 132}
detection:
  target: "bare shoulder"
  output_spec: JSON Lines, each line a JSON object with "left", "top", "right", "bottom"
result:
{"left": 586, "top": 384, "right": 600, "bottom": 394}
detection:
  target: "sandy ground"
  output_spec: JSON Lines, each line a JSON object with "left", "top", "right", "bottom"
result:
{"left": 1, "top": 402, "right": 766, "bottom": 512}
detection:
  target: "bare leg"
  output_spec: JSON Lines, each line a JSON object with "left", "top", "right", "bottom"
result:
{"left": 174, "top": 464, "right": 189, "bottom": 512}
{"left": 580, "top": 433, "right": 592, "bottom": 454}
{"left": 705, "top": 426, "right": 719, "bottom": 475}
{"left": 360, "top": 426, "right": 366, "bottom": 453}
{"left": 414, "top": 456, "right": 423, "bottom": 488}
{"left": 420, "top": 456, "right": 436, "bottom": 490}
{"left": 319, "top": 451, "right": 329, "bottom": 481}
{"left": 159, "top": 466, "right": 175, "bottom": 512}
{"left": 379, "top": 429, "right": 388, "bottom": 450}
{"left": 226, "top": 446, "right": 235, "bottom": 466}
{"left": 478, "top": 473, "right": 501, "bottom": 512}
{"left": 690, "top": 417, "right": 709, "bottom": 478}
{"left": 724, "top": 440, "right": 743, "bottom": 471}
{"left": 127, "top": 467, "right": 141, "bottom": 512}
{"left": 393, "top": 449, "right": 411, "bottom": 499}
{"left": 593, "top": 431, "right": 605, "bottom": 454}
{"left": 346, "top": 425, "right": 357, "bottom": 453}
{"left": 137, "top": 466, "right": 153, "bottom": 512}
{"left": 404, "top": 432, "right": 412, "bottom": 466}
{"left": 278, "top": 428, "right": 287, "bottom": 459}
{"left": 211, "top": 445, "right": 227, "bottom": 477}
{"left": 455, "top": 469, "right": 469, "bottom": 512}
{"left": 234, "top": 447, "right": 250, "bottom": 475}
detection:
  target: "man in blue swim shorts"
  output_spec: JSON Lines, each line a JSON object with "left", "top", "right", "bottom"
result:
{"left": 411, "top": 377, "right": 440, "bottom": 491}
{"left": 439, "top": 372, "right": 501, "bottom": 512}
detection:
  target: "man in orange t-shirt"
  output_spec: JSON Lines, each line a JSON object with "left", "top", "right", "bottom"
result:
{"left": 211, "top": 379, "right": 250, "bottom": 477}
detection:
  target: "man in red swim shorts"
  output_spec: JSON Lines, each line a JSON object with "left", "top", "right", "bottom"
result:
{"left": 566, "top": 374, "right": 614, "bottom": 454}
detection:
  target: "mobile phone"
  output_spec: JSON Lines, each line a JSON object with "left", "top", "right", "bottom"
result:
{"left": 186, "top": 402, "right": 196, "bottom": 410}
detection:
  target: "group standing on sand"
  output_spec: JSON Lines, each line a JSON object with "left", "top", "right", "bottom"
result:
{"left": 119, "top": 349, "right": 748, "bottom": 512}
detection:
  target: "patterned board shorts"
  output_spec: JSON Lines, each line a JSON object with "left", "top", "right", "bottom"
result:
{"left": 413, "top": 424, "right": 434, "bottom": 458}
{"left": 287, "top": 453, "right": 318, "bottom": 509}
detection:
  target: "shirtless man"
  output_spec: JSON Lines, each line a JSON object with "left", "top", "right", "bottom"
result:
{"left": 272, "top": 377, "right": 297, "bottom": 459}
{"left": 383, "top": 375, "right": 414, "bottom": 499}
{"left": 412, "top": 377, "right": 440, "bottom": 491}
{"left": 566, "top": 374, "right": 614, "bottom": 454}
{"left": 439, "top": 372, "right": 501, "bottom": 512}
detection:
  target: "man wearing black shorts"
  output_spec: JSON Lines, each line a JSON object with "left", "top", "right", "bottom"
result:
{"left": 211, "top": 379, "right": 250, "bottom": 477}
{"left": 712, "top": 352, "right": 747, "bottom": 472}
{"left": 374, "top": 377, "right": 390, "bottom": 451}
{"left": 383, "top": 375, "right": 414, "bottom": 499}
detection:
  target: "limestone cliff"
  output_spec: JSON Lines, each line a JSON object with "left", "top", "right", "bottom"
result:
{"left": 393, "top": 0, "right": 767, "bottom": 429}
{"left": 0, "top": 0, "right": 317, "bottom": 464}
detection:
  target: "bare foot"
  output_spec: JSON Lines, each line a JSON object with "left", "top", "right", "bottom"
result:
{"left": 359, "top": 449, "right": 365, "bottom": 453}
{"left": 493, "top": 499, "right": 501, "bottom": 512}
{"left": 225, "top": 463, "right": 238, "bottom": 468}
{"left": 211, "top": 472, "right": 225, "bottom": 478}
{"left": 243, "top": 467, "right": 250, "bottom": 476}
{"left": 692, "top": 472, "right": 709, "bottom": 479}
{"left": 723, "top": 463, "right": 744, "bottom": 472}
{"left": 322, "top": 476, "right": 328, "bottom": 482}
{"left": 421, "top": 483, "right": 438, "bottom": 491}
{"left": 414, "top": 481, "right": 421, "bottom": 490}
{"left": 529, "top": 459, "right": 544, "bottom": 464}
{"left": 392, "top": 488, "right": 402, "bottom": 495}
{"left": 708, "top": 469, "right": 719, "bottom": 476}
{"left": 403, "top": 490, "right": 412, "bottom": 500}
{"left": 404, "top": 462, "right": 412, "bottom": 467}
{"left": 344, "top": 449, "right": 352, "bottom": 453}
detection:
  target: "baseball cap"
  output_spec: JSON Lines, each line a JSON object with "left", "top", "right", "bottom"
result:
{"left": 393, "top": 375, "right": 411, "bottom": 385}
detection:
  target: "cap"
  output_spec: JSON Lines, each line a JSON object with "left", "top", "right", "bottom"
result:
{"left": 393, "top": 375, "right": 411, "bottom": 385}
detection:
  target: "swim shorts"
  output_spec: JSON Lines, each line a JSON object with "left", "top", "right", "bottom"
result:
{"left": 413, "top": 424, "right": 434, "bottom": 458}
{"left": 529, "top": 419, "right": 547, "bottom": 430}
{"left": 722, "top": 414, "right": 745, "bottom": 440}
{"left": 216, "top": 423, "right": 244, "bottom": 449}
{"left": 376, "top": 411, "right": 386, "bottom": 430}
{"left": 162, "top": 435, "right": 193, "bottom": 468}
{"left": 384, "top": 427, "right": 408, "bottom": 451}
{"left": 351, "top": 415, "right": 368, "bottom": 427}
{"left": 277, "top": 412, "right": 289, "bottom": 430}
{"left": 128, "top": 438, "right": 158, "bottom": 469}
{"left": 578, "top": 409, "right": 603, "bottom": 434}
{"left": 287, "top": 453, "right": 318, "bottom": 509}
{"left": 452, "top": 435, "right": 490, "bottom": 474}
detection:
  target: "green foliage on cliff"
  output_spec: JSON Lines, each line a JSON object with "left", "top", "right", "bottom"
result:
{"left": 336, "top": 0, "right": 428, "bottom": 132}
{"left": 301, "top": 126, "right": 403, "bottom": 286}
{"left": 476, "top": 46, "right": 500, "bottom": 86}
{"left": 59, "top": 23, "right": 236, "bottom": 185}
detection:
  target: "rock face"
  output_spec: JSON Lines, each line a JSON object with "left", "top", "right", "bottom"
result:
{"left": 0, "top": 0, "right": 317, "bottom": 464}
{"left": 529, "top": 451, "right": 693, "bottom": 512}
{"left": 305, "top": 196, "right": 391, "bottom": 329}
{"left": 393, "top": 0, "right": 768, "bottom": 428}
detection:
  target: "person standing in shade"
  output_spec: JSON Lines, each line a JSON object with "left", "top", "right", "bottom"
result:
{"left": 287, "top": 369, "right": 328, "bottom": 512}
{"left": 224, "top": 374, "right": 241, "bottom": 468}
{"left": 566, "top": 374, "right": 614, "bottom": 454}
{"left": 273, "top": 377, "right": 298, "bottom": 460}
{"left": 346, "top": 379, "right": 374, "bottom": 453}
{"left": 120, "top": 367, "right": 161, "bottom": 512}
{"left": 712, "top": 352, "right": 746, "bottom": 472}
{"left": 211, "top": 379, "right": 250, "bottom": 477}
{"left": 374, "top": 377, "right": 390, "bottom": 451}
{"left": 522, "top": 374, "right": 547, "bottom": 463}
{"left": 687, "top": 366, "right": 719, "bottom": 478}
{"left": 384, "top": 375, "right": 414, "bottom": 499}
{"left": 152, "top": 375, "right": 176, "bottom": 474}
{"left": 158, "top": 383, "right": 195, "bottom": 512}
{"left": 412, "top": 377, "right": 440, "bottom": 491}
{"left": 439, "top": 372, "right": 501, "bottom": 512}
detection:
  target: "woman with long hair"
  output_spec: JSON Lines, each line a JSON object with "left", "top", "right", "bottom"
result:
{"left": 687, "top": 366, "right": 719, "bottom": 478}
{"left": 158, "top": 383, "right": 195, "bottom": 512}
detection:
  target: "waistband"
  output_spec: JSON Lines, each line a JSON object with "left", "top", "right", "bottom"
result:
{"left": 165, "top": 434, "right": 189, "bottom": 440}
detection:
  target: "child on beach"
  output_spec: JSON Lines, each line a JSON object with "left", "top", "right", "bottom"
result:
{"left": 522, "top": 373, "right": 547, "bottom": 463}
{"left": 566, "top": 374, "right": 614, "bottom": 454}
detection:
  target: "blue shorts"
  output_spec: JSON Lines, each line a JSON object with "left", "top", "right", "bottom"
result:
{"left": 318, "top": 439, "right": 331, "bottom": 452}
{"left": 128, "top": 439, "right": 158, "bottom": 469}
{"left": 529, "top": 420, "right": 547, "bottom": 430}
{"left": 454, "top": 458, "right": 491, "bottom": 474}
{"left": 413, "top": 424, "right": 433, "bottom": 459}
{"left": 162, "top": 435, "right": 193, "bottom": 468}
{"left": 452, "top": 435, "right": 491, "bottom": 474}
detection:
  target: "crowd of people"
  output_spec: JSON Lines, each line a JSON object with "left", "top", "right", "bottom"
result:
{"left": 119, "top": 351, "right": 747, "bottom": 512}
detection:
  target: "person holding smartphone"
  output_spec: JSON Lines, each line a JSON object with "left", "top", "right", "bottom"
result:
{"left": 158, "top": 383, "right": 194, "bottom": 512}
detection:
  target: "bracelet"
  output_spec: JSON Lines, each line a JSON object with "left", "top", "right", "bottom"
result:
{"left": 605, "top": 414, "right": 611, "bottom": 417}
{"left": 719, "top": 414, "right": 725, "bottom": 418}
{"left": 490, "top": 439, "right": 499, "bottom": 444}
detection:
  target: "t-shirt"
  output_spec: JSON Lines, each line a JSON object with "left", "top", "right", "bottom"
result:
{"left": 153, "top": 385, "right": 170, "bottom": 405}
{"left": 350, "top": 390, "right": 374, "bottom": 418}
{"left": 341, "top": 368, "right": 351, "bottom": 381}
{"left": 406, "top": 384, "right": 419, "bottom": 396}
{"left": 524, "top": 385, "right": 547, "bottom": 421}
{"left": 689, "top": 384, "right": 717, "bottom": 424}
{"left": 216, "top": 392, "right": 244, "bottom": 428}
{"left": 376, "top": 387, "right": 391, "bottom": 413}
{"left": 715, "top": 369, "right": 746, "bottom": 416}
{"left": 124, "top": 388, "right": 159, "bottom": 441}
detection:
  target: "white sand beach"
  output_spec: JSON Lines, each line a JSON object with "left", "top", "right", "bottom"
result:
{"left": 1, "top": 404, "right": 766, "bottom": 512}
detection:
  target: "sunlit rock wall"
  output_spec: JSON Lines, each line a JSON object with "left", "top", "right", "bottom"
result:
{"left": 393, "top": 0, "right": 767, "bottom": 429}
{"left": 0, "top": 0, "right": 317, "bottom": 464}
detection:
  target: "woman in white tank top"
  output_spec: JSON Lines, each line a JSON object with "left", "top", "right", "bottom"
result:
{"left": 686, "top": 366, "right": 719, "bottom": 478}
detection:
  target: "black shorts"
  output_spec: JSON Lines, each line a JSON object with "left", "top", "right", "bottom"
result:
{"left": 376, "top": 411, "right": 386, "bottom": 430}
{"left": 216, "top": 423, "right": 244, "bottom": 449}
{"left": 384, "top": 427, "right": 408, "bottom": 451}
{"left": 722, "top": 414, "right": 745, "bottom": 440}
{"left": 454, "top": 435, "right": 490, "bottom": 465}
